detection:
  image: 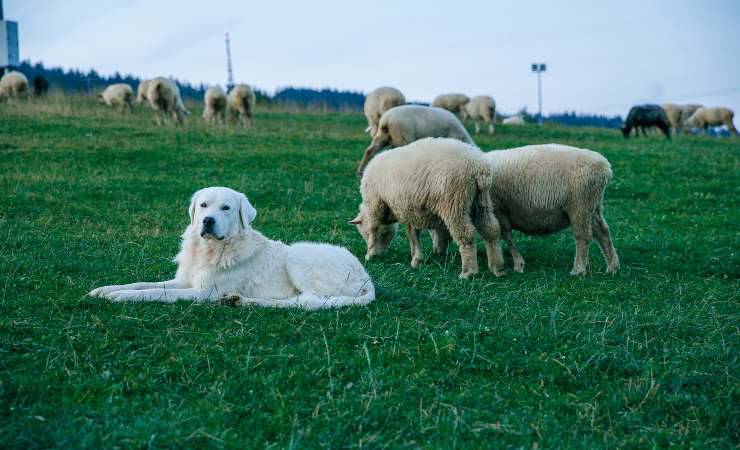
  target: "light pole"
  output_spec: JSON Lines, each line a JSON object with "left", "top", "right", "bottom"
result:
{"left": 531, "top": 63, "right": 546, "bottom": 125}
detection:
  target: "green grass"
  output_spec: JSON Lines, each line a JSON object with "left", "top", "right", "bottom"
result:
{"left": 1, "top": 96, "right": 738, "bottom": 449}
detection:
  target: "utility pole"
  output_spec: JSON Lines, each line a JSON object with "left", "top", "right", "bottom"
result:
{"left": 225, "top": 33, "right": 234, "bottom": 91}
{"left": 531, "top": 63, "right": 547, "bottom": 125}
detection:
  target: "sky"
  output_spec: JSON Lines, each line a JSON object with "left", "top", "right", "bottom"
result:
{"left": 5, "top": 0, "right": 740, "bottom": 116}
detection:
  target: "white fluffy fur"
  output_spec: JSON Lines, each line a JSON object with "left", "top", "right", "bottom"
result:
{"left": 136, "top": 79, "right": 151, "bottom": 104}
{"left": 461, "top": 95, "right": 496, "bottom": 135}
{"left": 0, "top": 71, "right": 29, "bottom": 100}
{"left": 683, "top": 107, "right": 738, "bottom": 135}
{"left": 502, "top": 115, "right": 525, "bottom": 125}
{"left": 203, "top": 86, "right": 227, "bottom": 124}
{"left": 99, "top": 83, "right": 134, "bottom": 113}
{"left": 431, "top": 93, "right": 470, "bottom": 115}
{"left": 227, "top": 84, "right": 256, "bottom": 128}
{"left": 363, "top": 86, "right": 406, "bottom": 135}
{"left": 147, "top": 77, "right": 189, "bottom": 126}
{"left": 484, "top": 144, "right": 619, "bottom": 275}
{"left": 90, "top": 187, "right": 375, "bottom": 309}
{"left": 356, "top": 104, "right": 475, "bottom": 176}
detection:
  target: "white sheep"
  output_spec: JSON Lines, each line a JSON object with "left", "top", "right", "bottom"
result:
{"left": 136, "top": 79, "right": 151, "bottom": 104}
{"left": 0, "top": 71, "right": 29, "bottom": 100}
{"left": 363, "top": 86, "right": 406, "bottom": 135}
{"left": 431, "top": 93, "right": 470, "bottom": 116}
{"left": 479, "top": 144, "right": 619, "bottom": 275}
{"left": 662, "top": 103, "right": 703, "bottom": 134}
{"left": 99, "top": 83, "right": 134, "bottom": 113}
{"left": 351, "top": 137, "right": 505, "bottom": 279}
{"left": 356, "top": 104, "right": 475, "bottom": 177}
{"left": 147, "top": 77, "right": 188, "bottom": 126}
{"left": 202, "top": 85, "right": 227, "bottom": 124}
{"left": 683, "top": 107, "right": 737, "bottom": 135}
{"left": 461, "top": 95, "right": 496, "bottom": 134}
{"left": 502, "top": 115, "right": 525, "bottom": 125}
{"left": 227, "top": 83, "right": 256, "bottom": 128}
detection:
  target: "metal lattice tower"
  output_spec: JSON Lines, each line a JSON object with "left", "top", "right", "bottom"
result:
{"left": 225, "top": 33, "right": 234, "bottom": 91}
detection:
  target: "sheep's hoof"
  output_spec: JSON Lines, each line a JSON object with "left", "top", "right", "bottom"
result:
{"left": 606, "top": 264, "right": 620, "bottom": 274}
{"left": 513, "top": 264, "right": 525, "bottom": 273}
{"left": 492, "top": 268, "right": 507, "bottom": 278}
{"left": 410, "top": 257, "right": 421, "bottom": 268}
{"left": 458, "top": 270, "right": 478, "bottom": 279}
{"left": 570, "top": 268, "right": 587, "bottom": 276}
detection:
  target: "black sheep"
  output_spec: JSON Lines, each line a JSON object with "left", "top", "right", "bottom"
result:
{"left": 621, "top": 104, "right": 670, "bottom": 140}
{"left": 33, "top": 76, "right": 49, "bottom": 96}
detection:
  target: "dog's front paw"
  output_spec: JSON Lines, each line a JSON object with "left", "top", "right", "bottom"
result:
{"left": 105, "top": 290, "right": 145, "bottom": 302}
{"left": 89, "top": 285, "right": 124, "bottom": 298}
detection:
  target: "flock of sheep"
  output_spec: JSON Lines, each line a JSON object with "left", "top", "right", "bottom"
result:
{"left": 621, "top": 103, "right": 737, "bottom": 139}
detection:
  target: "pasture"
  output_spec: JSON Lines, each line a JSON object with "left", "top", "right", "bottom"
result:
{"left": 1, "top": 97, "right": 737, "bottom": 448}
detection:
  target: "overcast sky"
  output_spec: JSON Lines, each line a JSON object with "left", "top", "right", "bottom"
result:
{"left": 6, "top": 0, "right": 740, "bottom": 116}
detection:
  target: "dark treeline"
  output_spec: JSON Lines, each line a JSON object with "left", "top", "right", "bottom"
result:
{"left": 546, "top": 111, "right": 623, "bottom": 129}
{"left": 272, "top": 87, "right": 365, "bottom": 111}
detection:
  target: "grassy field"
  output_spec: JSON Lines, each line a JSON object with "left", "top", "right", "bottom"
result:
{"left": 1, "top": 96, "right": 738, "bottom": 449}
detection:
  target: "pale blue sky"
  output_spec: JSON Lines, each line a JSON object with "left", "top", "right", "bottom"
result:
{"left": 6, "top": 0, "right": 740, "bottom": 116}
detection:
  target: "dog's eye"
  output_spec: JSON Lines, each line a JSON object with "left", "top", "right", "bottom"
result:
{"left": 221, "top": 205, "right": 230, "bottom": 211}
{"left": 200, "top": 202, "right": 207, "bottom": 208}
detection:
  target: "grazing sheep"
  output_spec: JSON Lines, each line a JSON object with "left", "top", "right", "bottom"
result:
{"left": 502, "top": 115, "right": 526, "bottom": 125}
{"left": 351, "top": 137, "right": 504, "bottom": 279}
{"left": 227, "top": 83, "right": 256, "bottom": 128}
{"left": 136, "top": 79, "right": 150, "bottom": 104}
{"left": 0, "top": 71, "right": 29, "bottom": 100}
{"left": 356, "top": 105, "right": 475, "bottom": 177}
{"left": 99, "top": 83, "right": 134, "bottom": 113}
{"left": 364, "top": 86, "right": 406, "bottom": 135}
{"left": 683, "top": 107, "right": 738, "bottom": 135}
{"left": 621, "top": 104, "right": 670, "bottom": 140}
{"left": 481, "top": 144, "right": 619, "bottom": 275}
{"left": 432, "top": 93, "right": 470, "bottom": 115}
{"left": 147, "top": 77, "right": 188, "bottom": 126}
{"left": 202, "top": 86, "right": 227, "bottom": 124}
{"left": 461, "top": 95, "right": 496, "bottom": 134}
{"left": 662, "top": 103, "right": 704, "bottom": 134}
{"left": 33, "top": 76, "right": 49, "bottom": 96}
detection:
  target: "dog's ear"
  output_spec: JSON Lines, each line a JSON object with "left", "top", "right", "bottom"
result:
{"left": 239, "top": 194, "right": 257, "bottom": 229}
{"left": 348, "top": 213, "right": 362, "bottom": 225}
{"left": 188, "top": 189, "right": 203, "bottom": 225}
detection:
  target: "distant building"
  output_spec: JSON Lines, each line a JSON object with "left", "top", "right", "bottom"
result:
{"left": 0, "top": 0, "right": 20, "bottom": 73}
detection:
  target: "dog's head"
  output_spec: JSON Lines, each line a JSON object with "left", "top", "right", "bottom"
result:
{"left": 188, "top": 187, "right": 257, "bottom": 241}
{"left": 349, "top": 203, "right": 398, "bottom": 260}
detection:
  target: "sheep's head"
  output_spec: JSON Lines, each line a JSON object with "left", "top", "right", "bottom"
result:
{"left": 620, "top": 126, "right": 630, "bottom": 138}
{"left": 349, "top": 204, "right": 398, "bottom": 260}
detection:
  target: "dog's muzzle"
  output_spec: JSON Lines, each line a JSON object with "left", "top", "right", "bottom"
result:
{"left": 200, "top": 216, "right": 224, "bottom": 240}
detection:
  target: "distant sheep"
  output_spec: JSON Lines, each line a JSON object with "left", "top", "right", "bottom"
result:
{"left": 483, "top": 144, "right": 619, "bottom": 275}
{"left": 202, "top": 86, "right": 227, "bottom": 124}
{"left": 356, "top": 105, "right": 475, "bottom": 177}
{"left": 351, "top": 137, "right": 505, "bottom": 278}
{"left": 502, "top": 115, "right": 525, "bottom": 125}
{"left": 227, "top": 84, "right": 256, "bottom": 128}
{"left": 99, "top": 83, "right": 134, "bottom": 113}
{"left": 461, "top": 95, "right": 496, "bottom": 134}
{"left": 683, "top": 107, "right": 737, "bottom": 135}
{"left": 147, "top": 77, "right": 188, "bottom": 126}
{"left": 136, "top": 79, "right": 150, "bottom": 104}
{"left": 662, "top": 103, "right": 703, "bottom": 135}
{"left": 33, "top": 76, "right": 49, "bottom": 96}
{"left": 363, "top": 86, "right": 405, "bottom": 135}
{"left": 431, "top": 93, "right": 470, "bottom": 115}
{"left": 0, "top": 71, "right": 29, "bottom": 100}
{"left": 621, "top": 104, "right": 670, "bottom": 140}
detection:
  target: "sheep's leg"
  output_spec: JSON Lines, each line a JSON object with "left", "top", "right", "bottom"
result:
{"left": 473, "top": 210, "right": 506, "bottom": 277}
{"left": 445, "top": 214, "right": 479, "bottom": 279}
{"left": 568, "top": 209, "right": 593, "bottom": 276}
{"left": 430, "top": 227, "right": 451, "bottom": 256}
{"left": 475, "top": 121, "right": 481, "bottom": 134}
{"left": 488, "top": 121, "right": 495, "bottom": 135}
{"left": 592, "top": 210, "right": 620, "bottom": 274}
{"left": 405, "top": 224, "right": 424, "bottom": 268}
{"left": 498, "top": 215, "right": 525, "bottom": 273}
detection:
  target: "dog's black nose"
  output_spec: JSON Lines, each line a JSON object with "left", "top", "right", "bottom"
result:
{"left": 203, "top": 216, "right": 215, "bottom": 227}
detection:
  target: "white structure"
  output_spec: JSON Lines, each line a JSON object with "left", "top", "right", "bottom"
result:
{"left": 0, "top": 0, "right": 19, "bottom": 70}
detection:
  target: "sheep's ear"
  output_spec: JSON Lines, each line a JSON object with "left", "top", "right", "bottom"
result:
{"left": 348, "top": 213, "right": 362, "bottom": 225}
{"left": 188, "top": 189, "right": 203, "bottom": 225}
{"left": 239, "top": 194, "right": 257, "bottom": 229}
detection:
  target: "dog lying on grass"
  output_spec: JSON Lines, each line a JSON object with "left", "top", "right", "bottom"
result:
{"left": 89, "top": 187, "right": 375, "bottom": 309}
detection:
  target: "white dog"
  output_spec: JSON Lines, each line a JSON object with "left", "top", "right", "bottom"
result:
{"left": 89, "top": 187, "right": 375, "bottom": 309}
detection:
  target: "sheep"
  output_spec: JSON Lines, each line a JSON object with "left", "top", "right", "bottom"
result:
{"left": 147, "top": 77, "right": 188, "bottom": 126}
{"left": 363, "top": 86, "right": 405, "bottom": 135}
{"left": 461, "top": 95, "right": 496, "bottom": 134}
{"left": 0, "top": 71, "right": 29, "bottom": 100}
{"left": 480, "top": 144, "right": 619, "bottom": 275}
{"left": 99, "top": 83, "right": 134, "bottom": 113}
{"left": 33, "top": 76, "right": 49, "bottom": 96}
{"left": 351, "top": 137, "right": 504, "bottom": 279}
{"left": 356, "top": 104, "right": 475, "bottom": 177}
{"left": 202, "top": 85, "right": 227, "bottom": 124}
{"left": 503, "top": 115, "right": 525, "bottom": 125}
{"left": 431, "top": 93, "right": 470, "bottom": 116}
{"left": 662, "top": 103, "right": 703, "bottom": 135}
{"left": 136, "top": 79, "right": 150, "bottom": 104}
{"left": 227, "top": 83, "right": 256, "bottom": 128}
{"left": 683, "top": 107, "right": 738, "bottom": 135}
{"left": 621, "top": 104, "right": 670, "bottom": 140}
